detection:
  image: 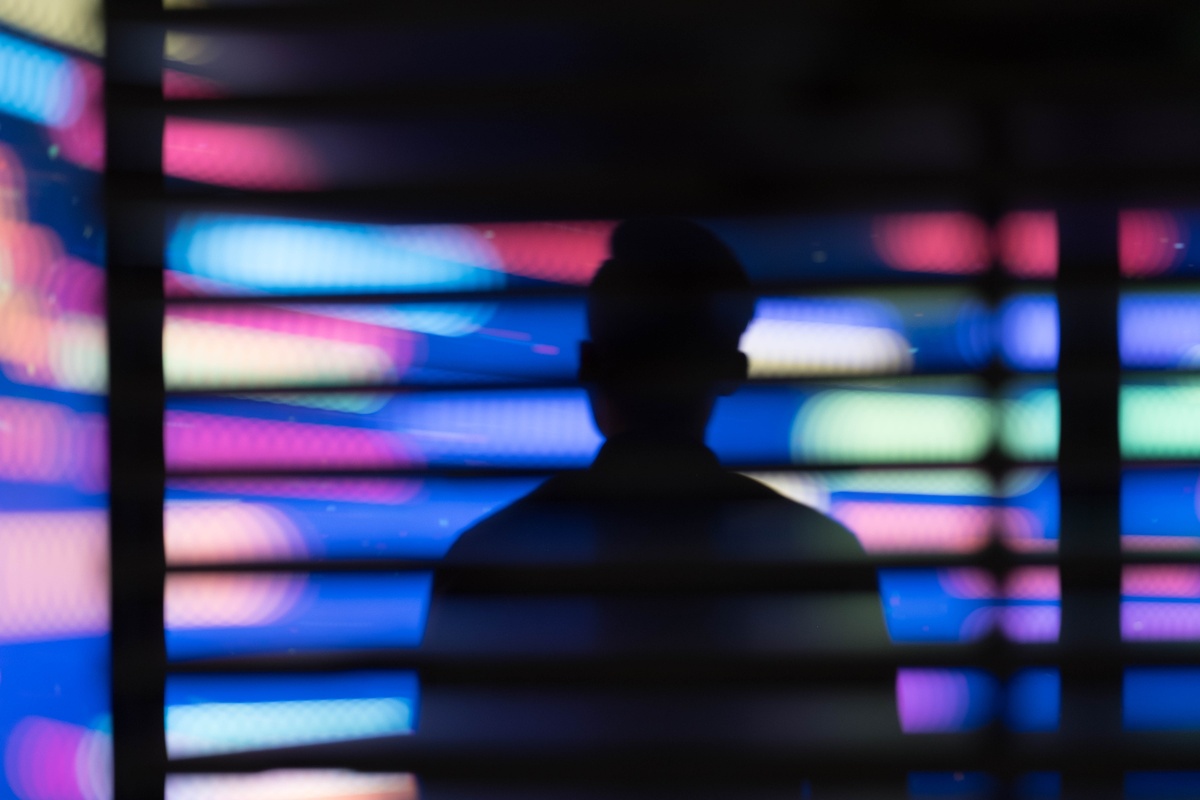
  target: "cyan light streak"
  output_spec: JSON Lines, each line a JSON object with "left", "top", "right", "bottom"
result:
{"left": 167, "top": 214, "right": 509, "bottom": 295}
{"left": 0, "top": 30, "right": 81, "bottom": 126}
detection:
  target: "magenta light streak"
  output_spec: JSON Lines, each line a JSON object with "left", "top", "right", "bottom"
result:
{"left": 163, "top": 117, "right": 325, "bottom": 191}
{"left": 830, "top": 501, "right": 992, "bottom": 553}
{"left": 1000, "top": 606, "right": 1060, "bottom": 643}
{"left": 1005, "top": 567, "right": 1059, "bottom": 600}
{"left": 4, "top": 717, "right": 110, "bottom": 800}
{"left": 871, "top": 213, "right": 990, "bottom": 275}
{"left": 994, "top": 211, "right": 1057, "bottom": 278}
{"left": 1120, "top": 209, "right": 1187, "bottom": 278}
{"left": 463, "top": 221, "right": 616, "bottom": 284}
{"left": 168, "top": 305, "right": 419, "bottom": 352}
{"left": 1123, "top": 602, "right": 1200, "bottom": 641}
{"left": 168, "top": 477, "right": 423, "bottom": 504}
{"left": 895, "top": 669, "right": 972, "bottom": 733}
{"left": 0, "top": 398, "right": 107, "bottom": 492}
{"left": 50, "top": 60, "right": 104, "bottom": 172}
{"left": 1123, "top": 566, "right": 1200, "bottom": 598}
{"left": 165, "top": 411, "right": 418, "bottom": 471}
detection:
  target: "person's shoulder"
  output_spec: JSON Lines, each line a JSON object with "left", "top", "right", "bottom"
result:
{"left": 444, "top": 473, "right": 585, "bottom": 562}
{"left": 720, "top": 474, "right": 867, "bottom": 558}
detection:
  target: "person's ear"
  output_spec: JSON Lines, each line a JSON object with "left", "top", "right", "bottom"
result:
{"left": 578, "top": 340, "right": 597, "bottom": 383}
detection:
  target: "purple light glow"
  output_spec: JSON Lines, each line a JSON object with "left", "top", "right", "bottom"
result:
{"left": 3, "top": 716, "right": 110, "bottom": 800}
{"left": 896, "top": 669, "right": 973, "bottom": 733}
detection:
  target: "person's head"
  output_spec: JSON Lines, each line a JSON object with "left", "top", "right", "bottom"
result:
{"left": 579, "top": 218, "right": 756, "bottom": 442}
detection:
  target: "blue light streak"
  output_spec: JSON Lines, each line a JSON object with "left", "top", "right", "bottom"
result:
{"left": 0, "top": 30, "right": 81, "bottom": 127}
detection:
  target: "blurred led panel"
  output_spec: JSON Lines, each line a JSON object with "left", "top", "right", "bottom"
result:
{"left": 166, "top": 215, "right": 614, "bottom": 296}
{"left": 1000, "top": 383, "right": 1058, "bottom": 461}
{"left": 165, "top": 572, "right": 432, "bottom": 660}
{"left": 166, "top": 672, "right": 417, "bottom": 758}
{"left": 896, "top": 668, "right": 997, "bottom": 733}
{"left": 1123, "top": 468, "right": 1200, "bottom": 551}
{"left": 0, "top": 30, "right": 85, "bottom": 126}
{"left": 995, "top": 211, "right": 1057, "bottom": 278}
{"left": 164, "top": 117, "right": 326, "bottom": 191}
{"left": 1123, "top": 566, "right": 1200, "bottom": 641}
{"left": 1121, "top": 381, "right": 1200, "bottom": 458}
{"left": 1124, "top": 669, "right": 1200, "bottom": 730}
{"left": 1120, "top": 210, "right": 1189, "bottom": 278}
{"left": 0, "top": 0, "right": 103, "bottom": 55}
{"left": 785, "top": 386, "right": 994, "bottom": 465}
{"left": 165, "top": 477, "right": 543, "bottom": 563}
{"left": 999, "top": 294, "right": 1058, "bottom": 371}
{"left": 164, "top": 305, "right": 418, "bottom": 390}
{"left": 1001, "top": 469, "right": 1060, "bottom": 553}
{"left": 1121, "top": 293, "right": 1200, "bottom": 368}
{"left": 747, "top": 470, "right": 997, "bottom": 554}
{"left": 880, "top": 568, "right": 1058, "bottom": 643}
{"left": 166, "top": 770, "right": 418, "bottom": 800}
{"left": 4, "top": 715, "right": 111, "bottom": 800}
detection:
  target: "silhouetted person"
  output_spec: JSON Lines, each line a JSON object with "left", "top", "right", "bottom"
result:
{"left": 421, "top": 219, "right": 898, "bottom": 800}
{"left": 448, "top": 218, "right": 864, "bottom": 563}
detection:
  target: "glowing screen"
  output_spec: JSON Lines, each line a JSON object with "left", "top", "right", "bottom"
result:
{"left": 0, "top": 15, "right": 108, "bottom": 800}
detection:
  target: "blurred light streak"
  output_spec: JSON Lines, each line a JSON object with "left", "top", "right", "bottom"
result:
{"left": 1000, "top": 385, "right": 1059, "bottom": 461}
{"left": 0, "top": 30, "right": 84, "bottom": 126}
{"left": 3, "top": 716, "right": 111, "bottom": 800}
{"left": 0, "top": 0, "right": 104, "bottom": 55}
{"left": 1121, "top": 383, "right": 1200, "bottom": 459}
{"left": 1120, "top": 210, "right": 1187, "bottom": 278}
{"left": 830, "top": 501, "right": 991, "bottom": 553}
{"left": 167, "top": 698, "right": 413, "bottom": 758}
{"left": 163, "top": 306, "right": 416, "bottom": 390}
{"left": 166, "top": 214, "right": 508, "bottom": 295}
{"left": 165, "top": 500, "right": 307, "bottom": 564}
{"left": 165, "top": 673, "right": 418, "bottom": 757}
{"left": 165, "top": 573, "right": 431, "bottom": 659}
{"left": 162, "top": 69, "right": 226, "bottom": 100}
{"left": 741, "top": 298, "right": 913, "bottom": 378}
{"left": 994, "top": 211, "right": 1057, "bottom": 278}
{"left": 0, "top": 397, "right": 107, "bottom": 490}
{"left": 165, "top": 770, "right": 418, "bottom": 800}
{"left": 1124, "top": 669, "right": 1200, "bottom": 730}
{"left": 164, "top": 410, "right": 417, "bottom": 471}
{"left": 998, "top": 295, "right": 1058, "bottom": 371}
{"left": 303, "top": 303, "right": 497, "bottom": 338}
{"left": 164, "top": 118, "right": 326, "bottom": 191}
{"left": 1121, "top": 294, "right": 1200, "bottom": 368}
{"left": 464, "top": 221, "right": 614, "bottom": 284}
{"left": 791, "top": 389, "right": 994, "bottom": 464}
{"left": 49, "top": 59, "right": 103, "bottom": 171}
{"left": 1006, "top": 669, "right": 1060, "bottom": 732}
{"left": 168, "top": 476, "right": 422, "bottom": 504}
{"left": 1123, "top": 566, "right": 1200, "bottom": 641}
{"left": 165, "top": 574, "right": 306, "bottom": 629}
{"left": 896, "top": 669, "right": 995, "bottom": 733}
{"left": 0, "top": 511, "right": 108, "bottom": 643}
{"left": 1124, "top": 565, "right": 1200, "bottom": 598}
{"left": 871, "top": 213, "right": 990, "bottom": 275}
{"left": 1000, "top": 469, "right": 1059, "bottom": 552}
{"left": 393, "top": 389, "right": 601, "bottom": 467}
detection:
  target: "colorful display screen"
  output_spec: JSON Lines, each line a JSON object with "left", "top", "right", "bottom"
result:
{"left": 0, "top": 14, "right": 108, "bottom": 800}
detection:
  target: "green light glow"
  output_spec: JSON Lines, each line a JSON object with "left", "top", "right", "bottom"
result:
{"left": 1121, "top": 383, "right": 1200, "bottom": 458}
{"left": 1000, "top": 387, "right": 1058, "bottom": 461}
{"left": 791, "top": 389, "right": 995, "bottom": 464}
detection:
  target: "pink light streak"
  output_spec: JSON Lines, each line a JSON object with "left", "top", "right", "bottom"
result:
{"left": 166, "top": 573, "right": 307, "bottom": 629}
{"left": 165, "top": 411, "right": 418, "bottom": 471}
{"left": 1123, "top": 566, "right": 1200, "bottom": 598}
{"left": 4, "top": 717, "right": 110, "bottom": 800}
{"left": 468, "top": 221, "right": 617, "bottom": 284}
{"left": 166, "top": 501, "right": 307, "bottom": 565}
{"left": 1123, "top": 535, "right": 1200, "bottom": 552}
{"left": 162, "top": 69, "right": 227, "bottom": 100}
{"left": 163, "top": 117, "right": 325, "bottom": 191}
{"left": 1005, "top": 567, "right": 1059, "bottom": 600}
{"left": 994, "top": 211, "right": 1057, "bottom": 278}
{"left": 168, "top": 477, "right": 423, "bottom": 505}
{"left": 871, "top": 213, "right": 990, "bottom": 275}
{"left": 1120, "top": 209, "right": 1186, "bottom": 278}
{"left": 896, "top": 669, "right": 972, "bottom": 733}
{"left": 0, "top": 511, "right": 108, "bottom": 644}
{"left": 830, "top": 501, "right": 992, "bottom": 553}
{"left": 0, "top": 398, "right": 107, "bottom": 491}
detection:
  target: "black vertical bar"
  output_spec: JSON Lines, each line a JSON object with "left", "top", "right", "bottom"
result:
{"left": 107, "top": 4, "right": 166, "bottom": 800}
{"left": 1056, "top": 209, "right": 1122, "bottom": 798}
